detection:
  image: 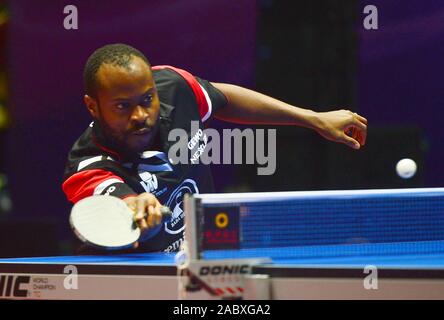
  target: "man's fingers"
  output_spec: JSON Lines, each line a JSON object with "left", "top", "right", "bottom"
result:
{"left": 133, "top": 196, "right": 147, "bottom": 230}
{"left": 352, "top": 118, "right": 367, "bottom": 133}
{"left": 147, "top": 205, "right": 163, "bottom": 227}
{"left": 141, "top": 193, "right": 158, "bottom": 206}
{"left": 354, "top": 130, "right": 365, "bottom": 146}
{"left": 345, "top": 113, "right": 367, "bottom": 146}
{"left": 151, "top": 197, "right": 163, "bottom": 226}
{"left": 135, "top": 215, "right": 148, "bottom": 230}
{"left": 126, "top": 192, "right": 163, "bottom": 230}
{"left": 134, "top": 211, "right": 148, "bottom": 230}
{"left": 154, "top": 204, "right": 163, "bottom": 225}
{"left": 357, "top": 127, "right": 367, "bottom": 146}
{"left": 135, "top": 196, "right": 146, "bottom": 216}
{"left": 342, "top": 134, "right": 360, "bottom": 150}
{"left": 146, "top": 205, "right": 154, "bottom": 228}
{"left": 124, "top": 196, "right": 137, "bottom": 211}
{"left": 354, "top": 113, "right": 368, "bottom": 125}
{"left": 347, "top": 124, "right": 367, "bottom": 146}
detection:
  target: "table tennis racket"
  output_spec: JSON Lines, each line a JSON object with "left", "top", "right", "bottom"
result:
{"left": 70, "top": 195, "right": 172, "bottom": 250}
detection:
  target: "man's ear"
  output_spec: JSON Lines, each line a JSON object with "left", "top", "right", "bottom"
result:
{"left": 84, "top": 95, "right": 99, "bottom": 118}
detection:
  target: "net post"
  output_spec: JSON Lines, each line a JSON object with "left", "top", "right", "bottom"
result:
{"left": 184, "top": 193, "right": 203, "bottom": 260}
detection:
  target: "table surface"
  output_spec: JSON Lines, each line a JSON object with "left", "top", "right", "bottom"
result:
{"left": 1, "top": 241, "right": 444, "bottom": 299}
{"left": 1, "top": 241, "right": 444, "bottom": 272}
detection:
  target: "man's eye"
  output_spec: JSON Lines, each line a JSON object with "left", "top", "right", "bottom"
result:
{"left": 116, "top": 103, "right": 130, "bottom": 110}
{"left": 141, "top": 95, "right": 153, "bottom": 106}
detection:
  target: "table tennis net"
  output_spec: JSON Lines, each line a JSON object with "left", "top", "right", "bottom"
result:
{"left": 190, "top": 189, "right": 444, "bottom": 259}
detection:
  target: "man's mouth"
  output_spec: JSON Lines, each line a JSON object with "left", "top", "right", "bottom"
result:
{"left": 132, "top": 128, "right": 151, "bottom": 136}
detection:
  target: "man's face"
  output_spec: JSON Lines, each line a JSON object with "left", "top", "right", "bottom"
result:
{"left": 85, "top": 56, "right": 161, "bottom": 154}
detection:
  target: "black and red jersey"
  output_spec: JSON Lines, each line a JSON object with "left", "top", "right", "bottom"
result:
{"left": 62, "top": 66, "right": 228, "bottom": 252}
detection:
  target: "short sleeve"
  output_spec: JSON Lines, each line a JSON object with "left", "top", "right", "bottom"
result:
{"left": 194, "top": 76, "right": 228, "bottom": 121}
{"left": 152, "top": 65, "right": 228, "bottom": 122}
{"left": 62, "top": 157, "right": 137, "bottom": 203}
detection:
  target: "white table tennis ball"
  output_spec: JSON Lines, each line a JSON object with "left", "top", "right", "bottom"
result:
{"left": 396, "top": 158, "right": 417, "bottom": 179}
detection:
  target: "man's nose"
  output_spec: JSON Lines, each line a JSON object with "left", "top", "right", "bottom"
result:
{"left": 131, "top": 105, "right": 148, "bottom": 123}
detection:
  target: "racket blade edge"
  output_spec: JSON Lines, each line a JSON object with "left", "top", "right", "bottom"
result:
{"left": 70, "top": 195, "right": 140, "bottom": 250}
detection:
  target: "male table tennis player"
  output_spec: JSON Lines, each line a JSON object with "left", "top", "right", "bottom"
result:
{"left": 62, "top": 44, "right": 367, "bottom": 253}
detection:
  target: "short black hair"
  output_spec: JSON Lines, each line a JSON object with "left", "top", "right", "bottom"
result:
{"left": 83, "top": 43, "right": 151, "bottom": 98}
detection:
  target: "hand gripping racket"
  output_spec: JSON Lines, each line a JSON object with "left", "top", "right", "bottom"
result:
{"left": 70, "top": 195, "right": 172, "bottom": 250}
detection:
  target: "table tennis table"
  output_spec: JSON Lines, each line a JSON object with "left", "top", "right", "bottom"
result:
{"left": 0, "top": 241, "right": 444, "bottom": 299}
{"left": 1, "top": 188, "right": 444, "bottom": 299}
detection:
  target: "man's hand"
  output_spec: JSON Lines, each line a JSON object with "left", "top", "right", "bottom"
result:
{"left": 123, "top": 193, "right": 163, "bottom": 249}
{"left": 123, "top": 192, "right": 163, "bottom": 232}
{"left": 314, "top": 110, "right": 368, "bottom": 150}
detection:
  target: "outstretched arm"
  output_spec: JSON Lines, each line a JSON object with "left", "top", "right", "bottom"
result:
{"left": 211, "top": 82, "right": 367, "bottom": 150}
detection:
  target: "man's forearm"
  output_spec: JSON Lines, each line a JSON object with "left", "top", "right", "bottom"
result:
{"left": 211, "top": 82, "right": 368, "bottom": 150}
{"left": 212, "top": 82, "right": 320, "bottom": 129}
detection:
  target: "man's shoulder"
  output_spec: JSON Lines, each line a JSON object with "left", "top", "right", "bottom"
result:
{"left": 152, "top": 65, "right": 192, "bottom": 81}
{"left": 64, "top": 123, "right": 122, "bottom": 179}
{"left": 67, "top": 124, "right": 112, "bottom": 165}
{"left": 152, "top": 65, "right": 196, "bottom": 94}
{"left": 152, "top": 65, "right": 199, "bottom": 110}
{"left": 69, "top": 123, "right": 97, "bottom": 155}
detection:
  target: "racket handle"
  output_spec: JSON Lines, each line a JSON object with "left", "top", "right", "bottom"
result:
{"left": 134, "top": 206, "right": 172, "bottom": 229}
{"left": 160, "top": 206, "right": 172, "bottom": 220}
{"left": 138, "top": 206, "right": 172, "bottom": 221}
